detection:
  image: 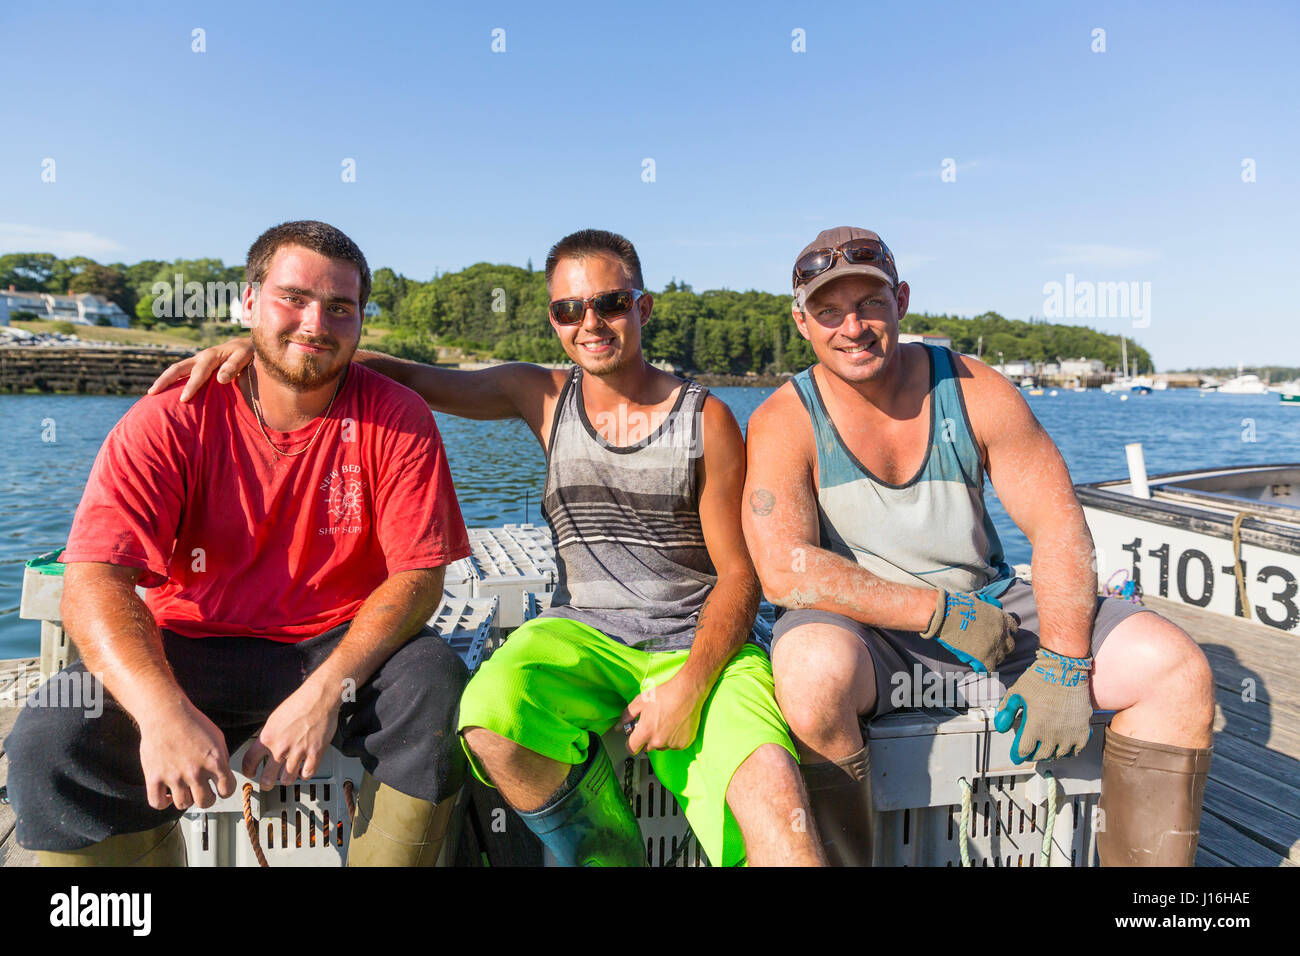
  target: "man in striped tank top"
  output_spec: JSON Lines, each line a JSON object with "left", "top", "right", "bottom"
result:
{"left": 449, "top": 231, "right": 823, "bottom": 866}
{"left": 742, "top": 227, "right": 1214, "bottom": 866}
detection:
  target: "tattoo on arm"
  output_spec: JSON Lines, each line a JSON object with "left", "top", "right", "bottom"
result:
{"left": 749, "top": 488, "right": 775, "bottom": 516}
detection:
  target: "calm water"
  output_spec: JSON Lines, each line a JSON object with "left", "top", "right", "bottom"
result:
{"left": 2, "top": 387, "right": 1298, "bottom": 658}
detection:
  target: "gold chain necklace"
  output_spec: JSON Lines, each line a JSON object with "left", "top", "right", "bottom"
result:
{"left": 245, "top": 365, "right": 344, "bottom": 459}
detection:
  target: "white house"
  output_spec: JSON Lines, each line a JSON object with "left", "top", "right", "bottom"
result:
{"left": 1060, "top": 357, "right": 1106, "bottom": 377}
{"left": 898, "top": 332, "right": 952, "bottom": 349}
{"left": 994, "top": 360, "right": 1035, "bottom": 378}
{"left": 1, "top": 286, "right": 130, "bottom": 328}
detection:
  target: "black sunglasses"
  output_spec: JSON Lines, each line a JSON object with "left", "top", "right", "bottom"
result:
{"left": 549, "top": 289, "right": 643, "bottom": 325}
{"left": 793, "top": 238, "right": 897, "bottom": 288}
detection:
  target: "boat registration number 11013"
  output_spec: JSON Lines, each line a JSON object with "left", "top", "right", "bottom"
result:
{"left": 1118, "top": 537, "right": 1299, "bottom": 632}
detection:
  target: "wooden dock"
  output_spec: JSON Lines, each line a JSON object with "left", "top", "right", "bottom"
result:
{"left": 0, "top": 595, "right": 1295, "bottom": 867}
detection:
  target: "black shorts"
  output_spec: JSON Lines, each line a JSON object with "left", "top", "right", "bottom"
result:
{"left": 770, "top": 579, "right": 1151, "bottom": 718}
{"left": 3, "top": 622, "right": 468, "bottom": 851}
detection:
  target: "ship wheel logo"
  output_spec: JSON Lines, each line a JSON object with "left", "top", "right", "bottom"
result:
{"left": 328, "top": 478, "right": 365, "bottom": 521}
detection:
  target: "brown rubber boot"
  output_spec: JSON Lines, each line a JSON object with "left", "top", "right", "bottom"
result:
{"left": 36, "top": 820, "right": 186, "bottom": 867}
{"left": 800, "top": 745, "right": 874, "bottom": 867}
{"left": 1097, "top": 726, "right": 1212, "bottom": 866}
{"left": 346, "top": 773, "right": 460, "bottom": 867}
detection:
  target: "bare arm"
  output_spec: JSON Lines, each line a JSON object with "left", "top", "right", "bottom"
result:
{"left": 62, "top": 562, "right": 237, "bottom": 810}
{"left": 678, "top": 397, "right": 761, "bottom": 689}
{"left": 242, "top": 566, "right": 447, "bottom": 787}
{"left": 63, "top": 562, "right": 188, "bottom": 726}
{"left": 353, "top": 350, "right": 560, "bottom": 433}
{"left": 958, "top": 356, "right": 1096, "bottom": 657}
{"left": 147, "top": 338, "right": 564, "bottom": 444}
{"left": 742, "top": 386, "right": 939, "bottom": 630}
{"left": 623, "top": 396, "right": 760, "bottom": 753}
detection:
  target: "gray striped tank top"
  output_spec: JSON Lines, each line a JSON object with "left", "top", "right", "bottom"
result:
{"left": 791, "top": 345, "right": 1014, "bottom": 599}
{"left": 538, "top": 367, "right": 717, "bottom": 651}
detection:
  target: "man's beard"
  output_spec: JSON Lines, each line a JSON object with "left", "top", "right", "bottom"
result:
{"left": 252, "top": 327, "right": 347, "bottom": 391}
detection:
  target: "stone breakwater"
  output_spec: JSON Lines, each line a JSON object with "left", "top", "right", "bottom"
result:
{"left": 0, "top": 344, "right": 195, "bottom": 395}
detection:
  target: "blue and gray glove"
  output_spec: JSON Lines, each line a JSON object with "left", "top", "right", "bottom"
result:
{"left": 994, "top": 648, "right": 1094, "bottom": 764}
{"left": 919, "top": 590, "right": 1018, "bottom": 674}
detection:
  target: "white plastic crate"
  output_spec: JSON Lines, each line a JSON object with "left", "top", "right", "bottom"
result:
{"left": 866, "top": 706, "right": 1110, "bottom": 867}
{"left": 444, "top": 526, "right": 557, "bottom": 627}
{"left": 179, "top": 597, "right": 496, "bottom": 866}
{"left": 428, "top": 595, "right": 499, "bottom": 672}
{"left": 22, "top": 552, "right": 78, "bottom": 681}
{"left": 182, "top": 740, "right": 365, "bottom": 866}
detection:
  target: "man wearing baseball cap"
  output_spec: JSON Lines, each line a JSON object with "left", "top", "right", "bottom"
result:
{"left": 740, "top": 226, "right": 1214, "bottom": 865}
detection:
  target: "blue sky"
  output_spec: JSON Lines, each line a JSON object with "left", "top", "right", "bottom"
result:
{"left": 2, "top": 0, "right": 1296, "bottom": 370}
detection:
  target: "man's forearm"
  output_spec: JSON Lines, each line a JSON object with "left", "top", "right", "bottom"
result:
{"left": 676, "top": 571, "right": 762, "bottom": 694}
{"left": 764, "top": 544, "right": 938, "bottom": 632}
{"left": 306, "top": 567, "right": 445, "bottom": 698}
{"left": 1028, "top": 526, "right": 1097, "bottom": 659}
{"left": 355, "top": 349, "right": 419, "bottom": 389}
{"left": 62, "top": 564, "right": 190, "bottom": 725}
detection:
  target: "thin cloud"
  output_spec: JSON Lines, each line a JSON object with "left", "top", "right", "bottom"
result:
{"left": 1046, "top": 244, "right": 1160, "bottom": 268}
{"left": 0, "top": 223, "right": 125, "bottom": 258}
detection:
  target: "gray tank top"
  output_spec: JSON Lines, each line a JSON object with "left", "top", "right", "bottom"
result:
{"left": 790, "top": 345, "right": 1014, "bottom": 599}
{"left": 538, "top": 366, "right": 717, "bottom": 651}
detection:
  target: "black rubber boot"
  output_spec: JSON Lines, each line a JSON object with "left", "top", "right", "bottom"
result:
{"left": 800, "top": 745, "right": 874, "bottom": 866}
{"left": 515, "top": 734, "right": 646, "bottom": 867}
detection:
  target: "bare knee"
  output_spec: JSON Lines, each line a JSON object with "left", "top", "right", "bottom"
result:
{"left": 772, "top": 625, "right": 873, "bottom": 759}
{"left": 1096, "top": 614, "right": 1216, "bottom": 738}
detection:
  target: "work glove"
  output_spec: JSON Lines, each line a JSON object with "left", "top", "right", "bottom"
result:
{"left": 919, "top": 590, "right": 1018, "bottom": 674}
{"left": 994, "top": 648, "right": 1094, "bottom": 764}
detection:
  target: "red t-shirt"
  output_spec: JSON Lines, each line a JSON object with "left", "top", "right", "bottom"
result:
{"left": 63, "top": 364, "right": 471, "bottom": 641}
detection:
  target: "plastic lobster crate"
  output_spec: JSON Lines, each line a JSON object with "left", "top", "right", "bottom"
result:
{"left": 178, "top": 596, "right": 497, "bottom": 866}
{"left": 181, "top": 740, "right": 366, "bottom": 866}
{"left": 444, "top": 526, "right": 557, "bottom": 627}
{"left": 865, "top": 706, "right": 1111, "bottom": 867}
{"left": 21, "top": 550, "right": 77, "bottom": 681}
{"left": 429, "top": 595, "right": 499, "bottom": 673}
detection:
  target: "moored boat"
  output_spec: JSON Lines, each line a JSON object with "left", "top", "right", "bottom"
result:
{"left": 1077, "top": 453, "right": 1300, "bottom": 635}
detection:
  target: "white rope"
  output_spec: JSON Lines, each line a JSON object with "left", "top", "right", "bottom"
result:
{"left": 957, "top": 776, "right": 972, "bottom": 867}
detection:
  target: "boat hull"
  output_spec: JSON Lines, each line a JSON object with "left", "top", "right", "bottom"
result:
{"left": 1077, "top": 466, "right": 1300, "bottom": 635}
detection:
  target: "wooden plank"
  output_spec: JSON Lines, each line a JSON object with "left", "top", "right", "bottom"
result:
{"left": 1206, "top": 750, "right": 1300, "bottom": 822}
{"left": 1212, "top": 732, "right": 1300, "bottom": 792}
{"left": 1202, "top": 645, "right": 1299, "bottom": 708}
{"left": 1201, "top": 778, "right": 1300, "bottom": 863}
{"left": 1211, "top": 700, "right": 1300, "bottom": 757}
{"left": 0, "top": 753, "right": 14, "bottom": 846}
{"left": 1213, "top": 688, "right": 1300, "bottom": 748}
{"left": 0, "top": 758, "right": 37, "bottom": 867}
{"left": 1143, "top": 596, "right": 1300, "bottom": 657}
{"left": 1195, "top": 846, "right": 1232, "bottom": 867}
{"left": 1200, "top": 808, "right": 1296, "bottom": 867}
{"left": 1203, "top": 649, "right": 1300, "bottom": 711}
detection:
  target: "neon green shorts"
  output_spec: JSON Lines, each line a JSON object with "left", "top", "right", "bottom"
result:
{"left": 456, "top": 616, "right": 797, "bottom": 867}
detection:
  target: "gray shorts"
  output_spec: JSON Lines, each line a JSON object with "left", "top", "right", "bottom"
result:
{"left": 769, "top": 579, "right": 1151, "bottom": 718}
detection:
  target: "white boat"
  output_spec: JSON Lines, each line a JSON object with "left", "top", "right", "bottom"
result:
{"left": 1100, "top": 336, "right": 1153, "bottom": 393}
{"left": 1077, "top": 455, "right": 1300, "bottom": 635}
{"left": 1213, "top": 364, "right": 1269, "bottom": 395}
{"left": 1217, "top": 375, "right": 1269, "bottom": 395}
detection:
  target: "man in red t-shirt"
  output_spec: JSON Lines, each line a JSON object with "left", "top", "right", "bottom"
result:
{"left": 5, "top": 221, "right": 472, "bottom": 866}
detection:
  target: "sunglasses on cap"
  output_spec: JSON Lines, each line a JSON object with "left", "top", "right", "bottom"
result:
{"left": 792, "top": 238, "right": 898, "bottom": 288}
{"left": 549, "top": 288, "right": 643, "bottom": 325}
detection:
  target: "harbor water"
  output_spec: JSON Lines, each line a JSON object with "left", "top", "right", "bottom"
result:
{"left": 2, "top": 386, "right": 1298, "bottom": 659}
